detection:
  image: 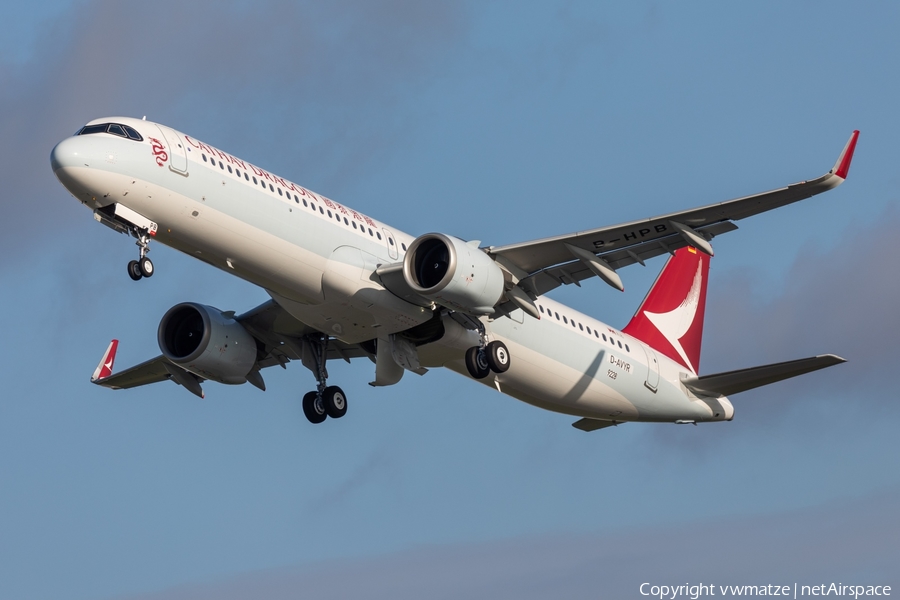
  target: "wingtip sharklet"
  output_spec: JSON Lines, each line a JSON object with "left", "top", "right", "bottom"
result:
{"left": 832, "top": 130, "right": 859, "bottom": 180}
{"left": 91, "top": 339, "right": 119, "bottom": 382}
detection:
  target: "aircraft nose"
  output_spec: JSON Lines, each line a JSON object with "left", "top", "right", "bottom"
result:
{"left": 50, "top": 136, "right": 86, "bottom": 172}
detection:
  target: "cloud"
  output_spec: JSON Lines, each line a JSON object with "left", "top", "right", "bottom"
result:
{"left": 701, "top": 207, "right": 900, "bottom": 410}
{"left": 0, "top": 0, "right": 469, "bottom": 267}
{"left": 116, "top": 486, "right": 900, "bottom": 599}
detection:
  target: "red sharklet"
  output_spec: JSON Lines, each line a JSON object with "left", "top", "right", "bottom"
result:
{"left": 92, "top": 339, "right": 119, "bottom": 382}
{"left": 833, "top": 130, "right": 859, "bottom": 180}
{"left": 622, "top": 248, "right": 709, "bottom": 373}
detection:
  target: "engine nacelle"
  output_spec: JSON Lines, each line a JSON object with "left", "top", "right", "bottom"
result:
{"left": 157, "top": 303, "right": 258, "bottom": 385}
{"left": 403, "top": 233, "right": 505, "bottom": 315}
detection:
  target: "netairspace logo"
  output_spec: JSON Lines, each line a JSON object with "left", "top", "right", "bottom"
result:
{"left": 639, "top": 583, "right": 892, "bottom": 600}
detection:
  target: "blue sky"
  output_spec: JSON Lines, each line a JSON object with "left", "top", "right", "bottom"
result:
{"left": 1, "top": 2, "right": 898, "bottom": 598}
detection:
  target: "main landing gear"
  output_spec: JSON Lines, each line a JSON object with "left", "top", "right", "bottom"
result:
{"left": 126, "top": 228, "right": 154, "bottom": 281}
{"left": 301, "top": 334, "right": 348, "bottom": 424}
{"left": 465, "top": 336, "right": 511, "bottom": 380}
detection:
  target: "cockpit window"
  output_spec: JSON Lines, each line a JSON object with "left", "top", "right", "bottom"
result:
{"left": 78, "top": 124, "right": 108, "bottom": 135}
{"left": 77, "top": 123, "right": 144, "bottom": 142}
{"left": 122, "top": 126, "right": 142, "bottom": 140}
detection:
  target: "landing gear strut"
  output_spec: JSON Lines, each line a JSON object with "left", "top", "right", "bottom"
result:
{"left": 464, "top": 321, "right": 511, "bottom": 379}
{"left": 301, "top": 334, "right": 348, "bottom": 424}
{"left": 126, "top": 227, "right": 154, "bottom": 281}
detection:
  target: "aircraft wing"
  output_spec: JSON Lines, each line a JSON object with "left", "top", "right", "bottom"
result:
{"left": 681, "top": 354, "right": 846, "bottom": 398}
{"left": 489, "top": 131, "right": 859, "bottom": 297}
{"left": 91, "top": 300, "right": 370, "bottom": 397}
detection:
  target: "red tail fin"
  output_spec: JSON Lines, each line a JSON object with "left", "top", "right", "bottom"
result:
{"left": 622, "top": 248, "right": 709, "bottom": 374}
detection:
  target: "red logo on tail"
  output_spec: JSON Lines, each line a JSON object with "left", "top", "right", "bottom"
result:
{"left": 623, "top": 248, "right": 709, "bottom": 373}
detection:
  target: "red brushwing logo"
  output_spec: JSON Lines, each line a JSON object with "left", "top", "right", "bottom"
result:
{"left": 623, "top": 248, "right": 709, "bottom": 373}
{"left": 91, "top": 339, "right": 119, "bottom": 382}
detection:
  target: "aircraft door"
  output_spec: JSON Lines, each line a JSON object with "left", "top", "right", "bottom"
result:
{"left": 157, "top": 125, "right": 188, "bottom": 174}
{"left": 382, "top": 228, "right": 399, "bottom": 260}
{"left": 642, "top": 344, "right": 660, "bottom": 392}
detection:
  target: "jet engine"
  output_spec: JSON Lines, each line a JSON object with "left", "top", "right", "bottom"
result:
{"left": 403, "top": 233, "right": 505, "bottom": 315}
{"left": 157, "top": 303, "right": 258, "bottom": 384}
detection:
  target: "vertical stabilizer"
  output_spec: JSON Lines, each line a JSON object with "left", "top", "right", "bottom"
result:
{"left": 622, "top": 248, "right": 709, "bottom": 373}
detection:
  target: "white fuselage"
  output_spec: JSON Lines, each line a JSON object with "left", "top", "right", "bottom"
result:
{"left": 51, "top": 116, "right": 733, "bottom": 424}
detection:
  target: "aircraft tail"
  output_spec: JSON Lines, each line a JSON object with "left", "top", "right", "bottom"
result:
{"left": 622, "top": 247, "right": 709, "bottom": 374}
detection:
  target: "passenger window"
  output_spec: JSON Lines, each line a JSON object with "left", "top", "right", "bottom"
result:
{"left": 303, "top": 199, "right": 308, "bottom": 207}
{"left": 319, "top": 206, "right": 324, "bottom": 214}
{"left": 252, "top": 176, "right": 257, "bottom": 184}
{"left": 401, "top": 243, "right": 407, "bottom": 251}
{"left": 563, "top": 316, "right": 568, "bottom": 324}
{"left": 539, "top": 305, "right": 544, "bottom": 314}
{"left": 202, "top": 154, "right": 207, "bottom": 162}
{"left": 269, "top": 184, "right": 274, "bottom": 192}
{"left": 368, "top": 228, "right": 374, "bottom": 236}
{"left": 555, "top": 312, "right": 560, "bottom": 320}
{"left": 625, "top": 344, "right": 630, "bottom": 352}
{"left": 377, "top": 232, "right": 382, "bottom": 240}
{"left": 586, "top": 326, "right": 591, "bottom": 334}
{"left": 278, "top": 188, "right": 283, "bottom": 196}
{"left": 602, "top": 334, "right": 607, "bottom": 342}
{"left": 228, "top": 165, "right": 233, "bottom": 174}
{"left": 344, "top": 217, "right": 349, "bottom": 225}
{"left": 594, "top": 331, "right": 599, "bottom": 338}
{"left": 327, "top": 210, "right": 332, "bottom": 218}
{"left": 389, "top": 237, "right": 394, "bottom": 245}
{"left": 244, "top": 173, "right": 249, "bottom": 181}
{"left": 617, "top": 341, "right": 622, "bottom": 349}
{"left": 579, "top": 323, "right": 584, "bottom": 331}
{"left": 219, "top": 161, "right": 225, "bottom": 170}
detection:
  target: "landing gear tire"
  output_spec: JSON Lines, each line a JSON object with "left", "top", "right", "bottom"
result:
{"left": 302, "top": 391, "right": 327, "bottom": 424}
{"left": 465, "top": 346, "right": 491, "bottom": 379}
{"left": 139, "top": 256, "right": 154, "bottom": 278}
{"left": 323, "top": 386, "right": 347, "bottom": 419}
{"left": 486, "top": 341, "right": 511, "bottom": 373}
{"left": 127, "top": 260, "right": 143, "bottom": 281}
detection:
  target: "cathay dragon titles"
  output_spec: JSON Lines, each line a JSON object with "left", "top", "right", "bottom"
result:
{"left": 51, "top": 119, "right": 857, "bottom": 430}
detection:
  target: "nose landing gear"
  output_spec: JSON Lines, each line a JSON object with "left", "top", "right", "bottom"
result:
{"left": 126, "top": 228, "right": 154, "bottom": 281}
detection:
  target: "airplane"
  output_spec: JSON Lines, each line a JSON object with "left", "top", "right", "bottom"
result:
{"left": 51, "top": 118, "right": 858, "bottom": 431}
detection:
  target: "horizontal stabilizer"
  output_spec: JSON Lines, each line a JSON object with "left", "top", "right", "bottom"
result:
{"left": 681, "top": 354, "right": 845, "bottom": 397}
{"left": 572, "top": 418, "right": 622, "bottom": 432}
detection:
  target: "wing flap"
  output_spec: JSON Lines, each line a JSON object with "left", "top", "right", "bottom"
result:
{"left": 520, "top": 221, "right": 737, "bottom": 297}
{"left": 681, "top": 354, "right": 846, "bottom": 397}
